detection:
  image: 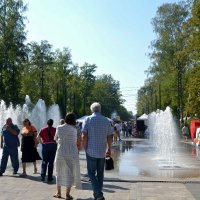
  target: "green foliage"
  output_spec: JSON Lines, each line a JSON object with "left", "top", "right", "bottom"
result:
{"left": 183, "top": 0, "right": 200, "bottom": 117}
{"left": 78, "top": 63, "right": 97, "bottom": 115}
{"left": 0, "top": 0, "right": 143, "bottom": 120}
{"left": 136, "top": 1, "right": 199, "bottom": 119}
{"left": 117, "top": 105, "right": 133, "bottom": 121}
{"left": 91, "top": 74, "right": 126, "bottom": 118}
{"left": 20, "top": 40, "right": 54, "bottom": 104}
{"left": 0, "top": 0, "right": 27, "bottom": 105}
{"left": 185, "top": 66, "right": 200, "bottom": 117}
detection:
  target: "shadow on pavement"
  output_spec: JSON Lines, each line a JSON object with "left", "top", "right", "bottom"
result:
{"left": 103, "top": 183, "right": 129, "bottom": 191}
{"left": 9, "top": 173, "right": 56, "bottom": 184}
{"left": 102, "top": 183, "right": 129, "bottom": 193}
{"left": 81, "top": 182, "right": 92, "bottom": 190}
{"left": 81, "top": 181, "right": 129, "bottom": 195}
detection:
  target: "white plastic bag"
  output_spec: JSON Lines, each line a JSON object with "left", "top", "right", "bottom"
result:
{"left": 37, "top": 143, "right": 43, "bottom": 159}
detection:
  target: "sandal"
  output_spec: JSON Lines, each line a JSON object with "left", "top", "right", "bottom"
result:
{"left": 53, "top": 194, "right": 61, "bottom": 198}
{"left": 20, "top": 173, "right": 27, "bottom": 177}
{"left": 66, "top": 194, "right": 73, "bottom": 200}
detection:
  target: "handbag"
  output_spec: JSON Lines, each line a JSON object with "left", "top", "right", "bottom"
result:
{"left": 105, "top": 157, "right": 114, "bottom": 170}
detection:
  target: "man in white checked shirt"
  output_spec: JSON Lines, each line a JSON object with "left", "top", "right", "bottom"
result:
{"left": 82, "top": 102, "right": 113, "bottom": 200}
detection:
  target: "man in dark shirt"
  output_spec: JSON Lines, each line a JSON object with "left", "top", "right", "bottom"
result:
{"left": 0, "top": 118, "right": 20, "bottom": 176}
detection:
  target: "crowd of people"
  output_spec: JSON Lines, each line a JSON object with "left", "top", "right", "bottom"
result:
{"left": 0, "top": 102, "right": 113, "bottom": 200}
{"left": 1, "top": 103, "right": 195, "bottom": 199}
{"left": 111, "top": 121, "right": 144, "bottom": 143}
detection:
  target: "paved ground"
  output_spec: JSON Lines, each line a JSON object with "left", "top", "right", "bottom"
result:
{"left": 1, "top": 139, "right": 200, "bottom": 200}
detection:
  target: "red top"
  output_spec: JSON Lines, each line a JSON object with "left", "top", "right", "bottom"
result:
{"left": 190, "top": 120, "right": 200, "bottom": 140}
{"left": 38, "top": 126, "right": 56, "bottom": 144}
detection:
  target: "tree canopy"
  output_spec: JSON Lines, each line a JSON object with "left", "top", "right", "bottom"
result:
{"left": 137, "top": 0, "right": 200, "bottom": 120}
{"left": 0, "top": 0, "right": 133, "bottom": 120}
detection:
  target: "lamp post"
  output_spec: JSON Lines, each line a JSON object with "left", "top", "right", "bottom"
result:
{"left": 40, "top": 51, "right": 44, "bottom": 100}
{"left": 2, "top": 0, "right": 7, "bottom": 100}
{"left": 159, "top": 83, "right": 161, "bottom": 109}
{"left": 177, "top": 60, "right": 183, "bottom": 123}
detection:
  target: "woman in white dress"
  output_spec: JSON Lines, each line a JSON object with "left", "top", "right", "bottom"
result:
{"left": 53, "top": 113, "right": 81, "bottom": 200}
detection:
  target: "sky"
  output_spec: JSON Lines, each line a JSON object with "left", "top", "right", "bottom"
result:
{"left": 22, "top": 0, "right": 180, "bottom": 115}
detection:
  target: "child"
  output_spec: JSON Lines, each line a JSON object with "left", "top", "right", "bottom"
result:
{"left": 113, "top": 126, "right": 118, "bottom": 144}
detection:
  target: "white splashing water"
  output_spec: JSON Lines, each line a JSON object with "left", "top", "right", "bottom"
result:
{"left": 148, "top": 106, "right": 179, "bottom": 164}
{"left": 0, "top": 95, "right": 61, "bottom": 132}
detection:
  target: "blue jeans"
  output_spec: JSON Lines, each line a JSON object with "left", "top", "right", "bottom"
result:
{"left": 86, "top": 154, "right": 105, "bottom": 199}
{"left": 0, "top": 146, "right": 19, "bottom": 173}
{"left": 41, "top": 143, "right": 57, "bottom": 179}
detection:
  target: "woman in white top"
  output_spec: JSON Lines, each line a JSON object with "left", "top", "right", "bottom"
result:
{"left": 53, "top": 113, "right": 81, "bottom": 200}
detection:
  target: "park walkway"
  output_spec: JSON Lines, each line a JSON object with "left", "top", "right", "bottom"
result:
{"left": 0, "top": 138, "right": 200, "bottom": 200}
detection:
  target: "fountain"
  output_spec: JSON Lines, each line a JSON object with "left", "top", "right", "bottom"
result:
{"left": 112, "top": 106, "right": 200, "bottom": 179}
{"left": 148, "top": 107, "right": 179, "bottom": 169}
{"left": 0, "top": 95, "right": 61, "bottom": 159}
{"left": 0, "top": 95, "right": 60, "bottom": 157}
{"left": 0, "top": 95, "right": 61, "bottom": 131}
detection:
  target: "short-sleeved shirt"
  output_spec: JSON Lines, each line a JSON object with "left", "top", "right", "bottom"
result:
{"left": 182, "top": 126, "right": 189, "bottom": 135}
{"left": 1, "top": 124, "right": 20, "bottom": 148}
{"left": 38, "top": 126, "right": 56, "bottom": 144}
{"left": 21, "top": 126, "right": 37, "bottom": 135}
{"left": 82, "top": 112, "right": 113, "bottom": 158}
{"left": 114, "top": 123, "right": 121, "bottom": 132}
{"left": 55, "top": 124, "right": 78, "bottom": 158}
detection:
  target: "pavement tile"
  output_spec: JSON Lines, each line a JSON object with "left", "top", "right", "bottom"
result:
{"left": 1, "top": 141, "right": 200, "bottom": 200}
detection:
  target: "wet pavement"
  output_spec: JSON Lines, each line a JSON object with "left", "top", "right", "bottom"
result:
{"left": 104, "top": 137, "right": 200, "bottom": 180}
{"left": 1, "top": 137, "right": 200, "bottom": 199}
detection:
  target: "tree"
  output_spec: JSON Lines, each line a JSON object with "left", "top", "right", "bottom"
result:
{"left": 185, "top": 67, "right": 200, "bottom": 117}
{"left": 51, "top": 47, "right": 72, "bottom": 116}
{"left": 79, "top": 63, "right": 96, "bottom": 115}
{"left": 0, "top": 0, "right": 27, "bottom": 104}
{"left": 20, "top": 40, "right": 54, "bottom": 104}
{"left": 183, "top": 0, "right": 200, "bottom": 117}
{"left": 66, "top": 64, "right": 82, "bottom": 116}
{"left": 138, "top": 2, "right": 189, "bottom": 118}
{"left": 91, "top": 74, "right": 124, "bottom": 117}
{"left": 117, "top": 105, "right": 133, "bottom": 121}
